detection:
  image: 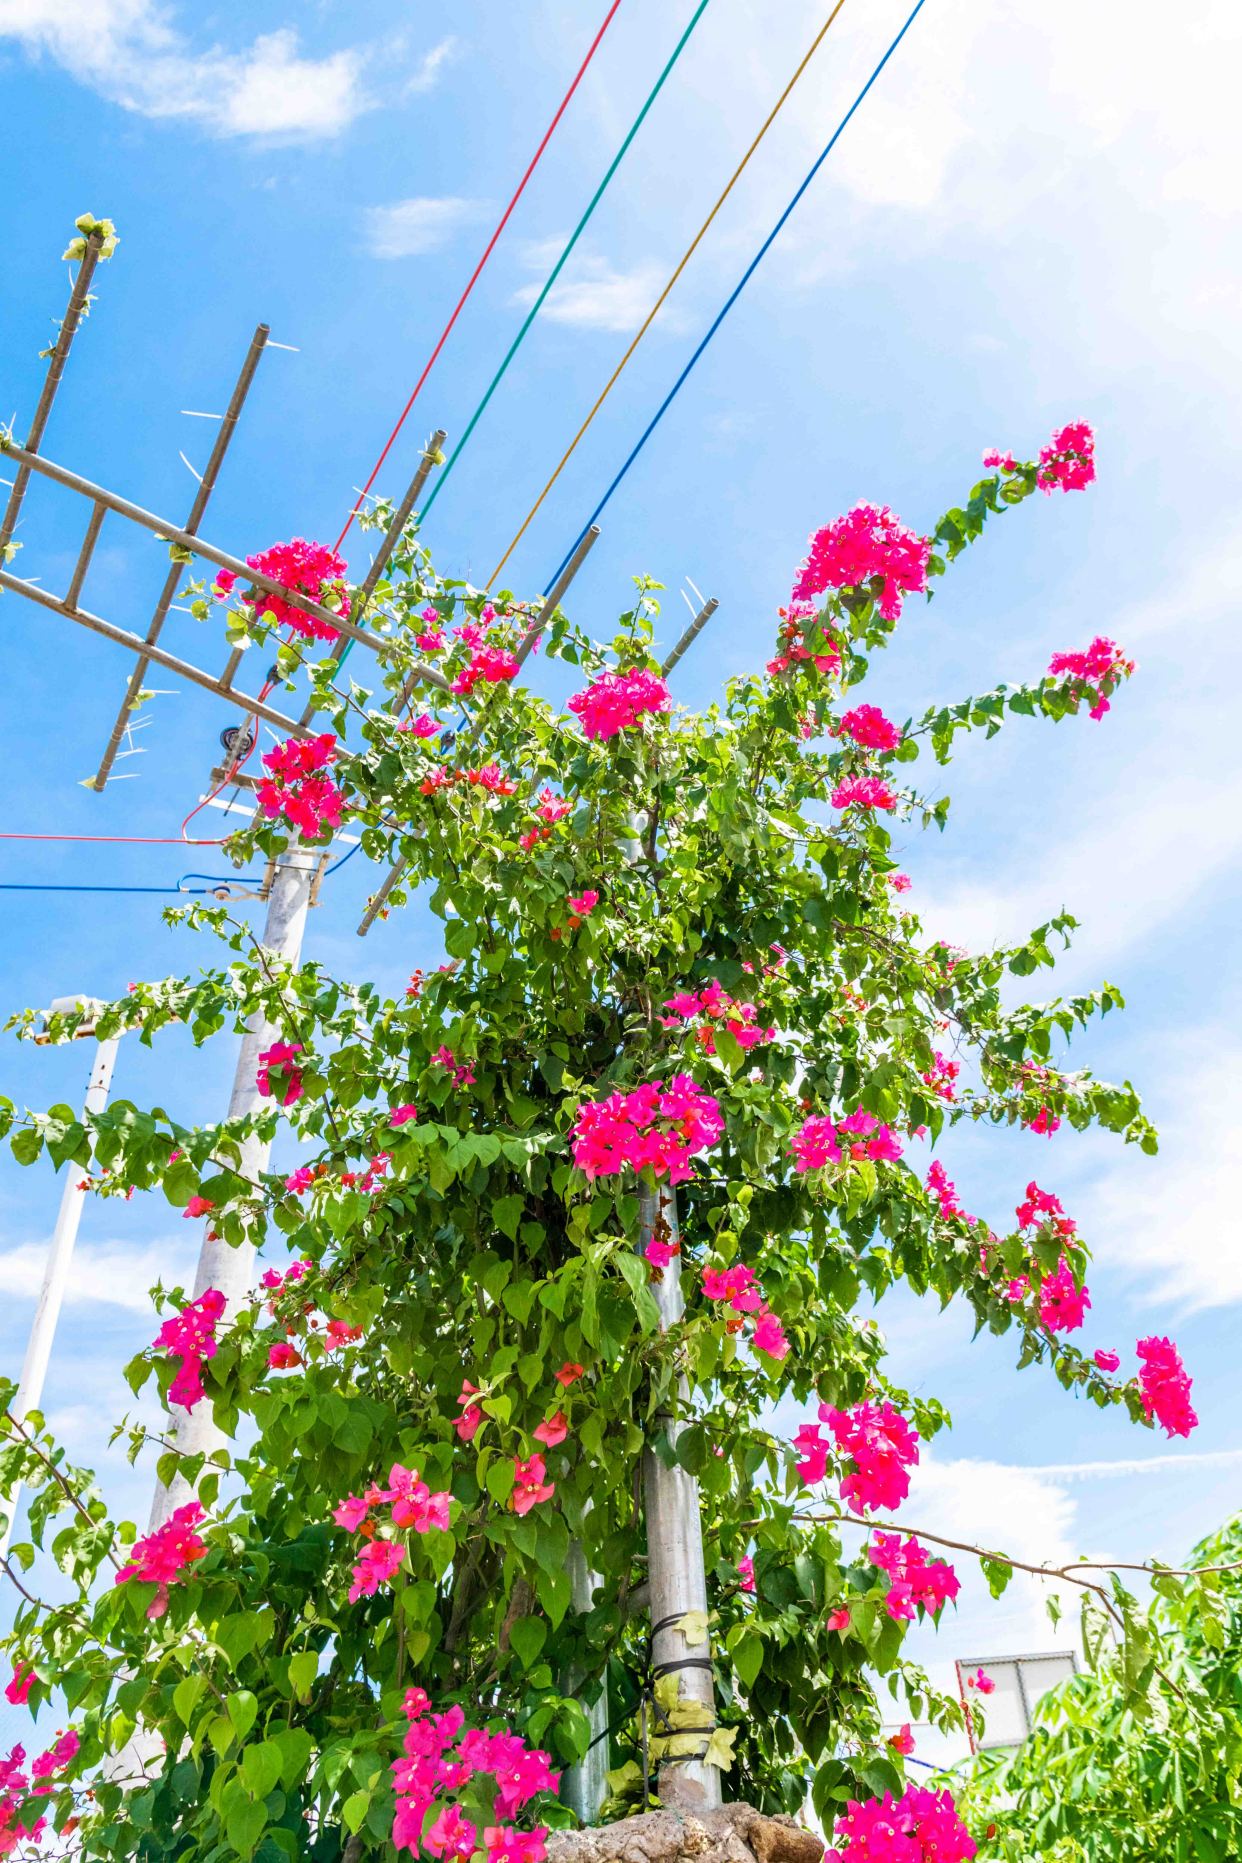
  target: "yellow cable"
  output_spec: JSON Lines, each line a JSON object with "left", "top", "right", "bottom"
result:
{"left": 487, "top": 0, "right": 849, "bottom": 590}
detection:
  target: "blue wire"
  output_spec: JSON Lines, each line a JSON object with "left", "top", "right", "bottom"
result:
{"left": 542, "top": 0, "right": 929, "bottom": 597}
{"left": 0, "top": 883, "right": 218, "bottom": 896}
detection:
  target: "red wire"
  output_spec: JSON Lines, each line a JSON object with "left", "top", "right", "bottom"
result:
{"left": 1, "top": 831, "right": 222, "bottom": 845}
{"left": 176, "top": 4, "right": 624, "bottom": 847}
{"left": 331, "top": 0, "right": 626, "bottom": 555}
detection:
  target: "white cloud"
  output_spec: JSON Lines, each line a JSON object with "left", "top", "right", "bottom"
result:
{"left": 363, "top": 197, "right": 485, "bottom": 260}
{"left": 1074, "top": 1038, "right": 1242, "bottom": 1313}
{"left": 0, "top": 1238, "right": 178, "bottom": 1314}
{"left": 404, "top": 37, "right": 456, "bottom": 97}
{"left": 512, "top": 253, "right": 683, "bottom": 335}
{"left": 0, "top": 2, "right": 454, "bottom": 140}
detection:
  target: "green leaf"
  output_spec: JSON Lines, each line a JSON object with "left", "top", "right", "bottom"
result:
{"left": 226, "top": 1689, "right": 259, "bottom": 1743}
{"left": 509, "top": 1616, "right": 547, "bottom": 1669}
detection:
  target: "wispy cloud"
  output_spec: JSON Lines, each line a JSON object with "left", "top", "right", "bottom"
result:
{"left": 511, "top": 252, "right": 681, "bottom": 335}
{"left": 0, "top": 3, "right": 453, "bottom": 140}
{"left": 363, "top": 197, "right": 486, "bottom": 260}
{"left": 404, "top": 36, "right": 457, "bottom": 97}
{"left": 0, "top": 1237, "right": 181, "bottom": 1314}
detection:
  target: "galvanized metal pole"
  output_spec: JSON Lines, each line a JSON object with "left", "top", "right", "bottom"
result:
{"left": 563, "top": 1539, "right": 610, "bottom": 1822}
{"left": 639, "top": 1184, "right": 721, "bottom": 1810}
{"left": 1, "top": 1028, "right": 120, "bottom": 1556}
{"left": 147, "top": 846, "right": 317, "bottom": 1529}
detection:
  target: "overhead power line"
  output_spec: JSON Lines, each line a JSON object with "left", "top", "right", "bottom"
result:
{"left": 539, "top": 0, "right": 929, "bottom": 595}
{"left": 487, "top": 0, "right": 851, "bottom": 590}
{"left": 331, "top": 0, "right": 627, "bottom": 558}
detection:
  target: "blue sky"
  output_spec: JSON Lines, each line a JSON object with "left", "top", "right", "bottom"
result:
{"left": 1, "top": 0, "right": 1240, "bottom": 1761}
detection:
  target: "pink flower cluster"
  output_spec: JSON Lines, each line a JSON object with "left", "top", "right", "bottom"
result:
{"left": 567, "top": 669, "right": 670, "bottom": 740}
{"left": 433, "top": 1046, "right": 476, "bottom": 1088}
{"left": 767, "top": 603, "right": 842, "bottom": 679}
{"left": 1047, "top": 635, "right": 1134, "bottom": 721}
{"left": 869, "top": 1532, "right": 960, "bottom": 1622}
{"left": 1137, "top": 1336, "right": 1198, "bottom": 1438}
{"left": 921, "top": 1051, "right": 959, "bottom": 1103}
{"left": 1038, "top": 420, "right": 1096, "bottom": 494}
{"left": 837, "top": 704, "right": 903, "bottom": 752}
{"left": 154, "top": 1288, "right": 225, "bottom": 1411}
{"left": 257, "top": 1039, "right": 304, "bottom": 1106}
{"left": 519, "top": 788, "right": 572, "bottom": 851}
{"left": 571, "top": 1076, "right": 724, "bottom": 1185}
{"left": 512, "top": 1453, "right": 555, "bottom": 1516}
{"left": 334, "top": 1465, "right": 453, "bottom": 1602}
{"left": 792, "top": 504, "right": 932, "bottom": 623}
{"left": 391, "top": 1688, "right": 557, "bottom": 1861}
{"left": 701, "top": 1263, "right": 789, "bottom": 1361}
{"left": 829, "top": 1785, "right": 976, "bottom": 1863}
{"left": 791, "top": 1107, "right": 904, "bottom": 1172}
{"left": 258, "top": 732, "right": 344, "bottom": 839}
{"left": 3, "top": 1670, "right": 32, "bottom": 1710}
{"left": 115, "top": 1502, "right": 208, "bottom": 1618}
{"left": 213, "top": 538, "right": 349, "bottom": 642}
{"left": 660, "top": 980, "right": 775, "bottom": 1055}
{"left": 1016, "top": 1182, "right": 1077, "bottom": 1247}
{"left": 807, "top": 1401, "right": 921, "bottom": 1513}
{"left": 1037, "top": 1256, "right": 1090, "bottom": 1334}
{"left": 926, "top": 1161, "right": 972, "bottom": 1223}
{"left": 831, "top": 775, "right": 898, "bottom": 813}
{"left": 0, "top": 1730, "right": 81, "bottom": 1856}
{"left": 452, "top": 642, "right": 520, "bottom": 697}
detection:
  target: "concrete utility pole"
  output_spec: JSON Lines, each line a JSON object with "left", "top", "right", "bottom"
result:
{"left": 640, "top": 1184, "right": 720, "bottom": 1812}
{"left": 147, "top": 847, "right": 317, "bottom": 1528}
{"left": 1, "top": 998, "right": 120, "bottom": 1557}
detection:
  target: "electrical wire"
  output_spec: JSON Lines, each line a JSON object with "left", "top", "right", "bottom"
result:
{"left": 331, "top": 0, "right": 627, "bottom": 560}
{"left": 0, "top": 830, "right": 223, "bottom": 846}
{"left": 540, "top": 0, "right": 928, "bottom": 595}
{"left": 331, "top": 0, "right": 714, "bottom": 686}
{"left": 0, "top": 882, "right": 237, "bottom": 897}
{"left": 487, "top": 0, "right": 850, "bottom": 591}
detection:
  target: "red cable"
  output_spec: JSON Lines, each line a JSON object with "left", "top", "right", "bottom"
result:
{"left": 0, "top": 831, "right": 222, "bottom": 845}
{"left": 331, "top": 0, "right": 625, "bottom": 555}
{"left": 176, "top": 5, "right": 624, "bottom": 847}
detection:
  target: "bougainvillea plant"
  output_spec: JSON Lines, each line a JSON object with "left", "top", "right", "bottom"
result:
{"left": 0, "top": 424, "right": 1214, "bottom": 1863}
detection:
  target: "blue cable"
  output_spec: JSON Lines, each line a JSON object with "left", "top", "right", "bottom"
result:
{"left": 541, "top": 0, "right": 929, "bottom": 596}
{"left": 0, "top": 883, "right": 219, "bottom": 896}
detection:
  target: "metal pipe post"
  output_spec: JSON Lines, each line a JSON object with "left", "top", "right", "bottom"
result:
{"left": 1, "top": 1031, "right": 120, "bottom": 1555}
{"left": 640, "top": 1184, "right": 721, "bottom": 1811}
{"left": 147, "top": 846, "right": 317, "bottom": 1529}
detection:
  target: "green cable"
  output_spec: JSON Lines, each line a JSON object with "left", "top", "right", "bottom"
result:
{"left": 336, "top": 0, "right": 713, "bottom": 671}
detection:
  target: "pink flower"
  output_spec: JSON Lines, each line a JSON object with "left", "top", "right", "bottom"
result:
{"left": 455, "top": 1379, "right": 485, "bottom": 1442}
{"left": 791, "top": 1114, "right": 841, "bottom": 1172}
{"left": 982, "top": 448, "right": 1018, "bottom": 472}
{"left": 888, "top": 1724, "right": 916, "bottom": 1757}
{"left": 554, "top": 1362, "right": 584, "bottom": 1388}
{"left": 452, "top": 642, "right": 520, "bottom": 697}
{"left": 116, "top": 1502, "right": 208, "bottom": 1592}
{"left": 426, "top": 1807, "right": 478, "bottom": 1860}
{"left": 390, "top": 1103, "right": 419, "bottom": 1126}
{"left": 1047, "top": 634, "right": 1134, "bottom": 721}
{"left": 831, "top": 774, "right": 898, "bottom": 812}
{"left": 398, "top": 712, "right": 440, "bottom": 738}
{"left": 386, "top": 1464, "right": 452, "bottom": 1533}
{"left": 967, "top": 1667, "right": 995, "bottom": 1695}
{"left": 926, "top": 1160, "right": 969, "bottom": 1222}
{"left": 1136, "top": 1336, "right": 1199, "bottom": 1438}
{"left": 155, "top": 1287, "right": 226, "bottom": 1412}
{"left": 831, "top": 1784, "right": 976, "bottom": 1863}
{"left": 268, "top": 1342, "right": 302, "bottom": 1370}
{"left": 753, "top": 1310, "right": 790, "bottom": 1360}
{"left": 484, "top": 1829, "right": 548, "bottom": 1863}
{"left": 736, "top": 1554, "right": 755, "bottom": 1592}
{"left": 258, "top": 732, "right": 343, "bottom": 839}
{"left": 1038, "top": 419, "right": 1096, "bottom": 494}
{"left": 533, "top": 1411, "right": 568, "bottom": 1448}
{"left": 349, "top": 1538, "right": 407, "bottom": 1601}
{"left": 567, "top": 890, "right": 599, "bottom": 916}
{"left": 793, "top": 1424, "right": 829, "bottom": 1486}
{"left": 869, "top": 1533, "right": 959, "bottom": 1621}
{"left": 792, "top": 504, "right": 931, "bottom": 622}
{"left": 1037, "top": 1255, "right": 1090, "bottom": 1334}
{"left": 214, "top": 538, "right": 349, "bottom": 641}
{"left": 183, "top": 1195, "right": 214, "bottom": 1219}
{"left": 822, "top": 1400, "right": 920, "bottom": 1514}
{"left": 512, "top": 1454, "right": 555, "bottom": 1516}
{"left": 571, "top": 1076, "right": 723, "bottom": 1185}
{"left": 1094, "top": 1348, "right": 1120, "bottom": 1373}
{"left": 3, "top": 1668, "right": 33, "bottom": 1708}
{"left": 1027, "top": 1105, "right": 1061, "bottom": 1136}
{"left": 567, "top": 669, "right": 671, "bottom": 740}
{"left": 826, "top": 1605, "right": 851, "bottom": 1633}
{"left": 284, "top": 1166, "right": 316, "bottom": 1195}
{"left": 887, "top": 873, "right": 912, "bottom": 893}
{"left": 645, "top": 1235, "right": 679, "bottom": 1268}
{"left": 256, "top": 1040, "right": 304, "bottom": 1106}
{"left": 838, "top": 704, "right": 903, "bottom": 751}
